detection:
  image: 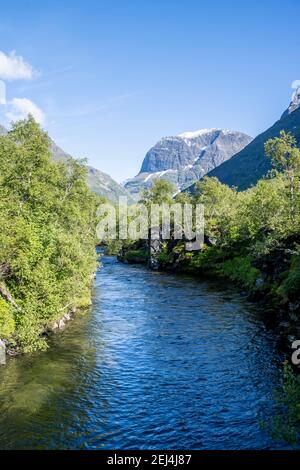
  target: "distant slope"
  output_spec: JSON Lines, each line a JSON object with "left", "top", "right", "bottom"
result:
{"left": 205, "top": 89, "right": 300, "bottom": 190}
{"left": 86, "top": 165, "right": 133, "bottom": 203}
{"left": 0, "top": 125, "right": 7, "bottom": 136}
{"left": 49, "top": 139, "right": 133, "bottom": 203}
{"left": 0, "top": 125, "right": 131, "bottom": 203}
{"left": 125, "top": 128, "right": 252, "bottom": 199}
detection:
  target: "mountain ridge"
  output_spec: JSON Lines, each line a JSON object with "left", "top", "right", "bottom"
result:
{"left": 125, "top": 128, "right": 252, "bottom": 199}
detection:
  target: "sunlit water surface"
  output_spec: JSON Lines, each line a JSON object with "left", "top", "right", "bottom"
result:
{"left": 0, "top": 255, "right": 285, "bottom": 449}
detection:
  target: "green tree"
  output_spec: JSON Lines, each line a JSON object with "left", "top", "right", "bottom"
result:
{"left": 0, "top": 117, "right": 99, "bottom": 351}
{"left": 139, "top": 178, "right": 176, "bottom": 205}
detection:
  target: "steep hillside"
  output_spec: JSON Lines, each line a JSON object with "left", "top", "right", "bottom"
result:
{"left": 205, "top": 88, "right": 300, "bottom": 189}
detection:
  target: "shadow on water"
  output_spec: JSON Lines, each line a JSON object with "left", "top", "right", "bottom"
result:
{"left": 0, "top": 255, "right": 287, "bottom": 449}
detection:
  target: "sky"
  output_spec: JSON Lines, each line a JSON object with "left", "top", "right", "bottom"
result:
{"left": 0, "top": 0, "right": 300, "bottom": 182}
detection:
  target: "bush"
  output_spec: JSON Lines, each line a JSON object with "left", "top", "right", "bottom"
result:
{"left": 219, "top": 256, "right": 260, "bottom": 289}
{"left": 0, "top": 297, "right": 15, "bottom": 339}
{"left": 281, "top": 268, "right": 300, "bottom": 301}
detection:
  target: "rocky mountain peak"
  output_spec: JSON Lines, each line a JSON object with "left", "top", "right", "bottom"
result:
{"left": 288, "top": 87, "right": 300, "bottom": 114}
{"left": 125, "top": 128, "right": 252, "bottom": 199}
{"left": 282, "top": 87, "right": 300, "bottom": 118}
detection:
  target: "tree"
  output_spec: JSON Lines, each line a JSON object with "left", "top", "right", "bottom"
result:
{"left": 265, "top": 131, "right": 300, "bottom": 229}
{"left": 0, "top": 117, "right": 99, "bottom": 351}
{"left": 139, "top": 178, "right": 176, "bottom": 205}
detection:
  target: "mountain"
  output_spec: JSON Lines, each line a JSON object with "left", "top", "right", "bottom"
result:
{"left": 204, "top": 88, "right": 300, "bottom": 190}
{"left": 0, "top": 125, "right": 7, "bottom": 136}
{"left": 49, "top": 139, "right": 133, "bottom": 203}
{"left": 124, "top": 129, "right": 252, "bottom": 199}
{"left": 0, "top": 125, "right": 130, "bottom": 203}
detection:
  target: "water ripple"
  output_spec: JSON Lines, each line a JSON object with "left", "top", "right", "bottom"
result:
{"left": 0, "top": 255, "right": 285, "bottom": 449}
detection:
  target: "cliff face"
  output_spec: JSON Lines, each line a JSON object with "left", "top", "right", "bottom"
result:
{"left": 124, "top": 129, "right": 252, "bottom": 199}
{"left": 204, "top": 88, "right": 300, "bottom": 190}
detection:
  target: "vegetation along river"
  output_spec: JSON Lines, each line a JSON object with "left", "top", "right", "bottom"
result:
{"left": 0, "top": 254, "right": 286, "bottom": 449}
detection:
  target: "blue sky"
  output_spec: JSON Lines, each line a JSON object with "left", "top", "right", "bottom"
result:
{"left": 0, "top": 0, "right": 300, "bottom": 181}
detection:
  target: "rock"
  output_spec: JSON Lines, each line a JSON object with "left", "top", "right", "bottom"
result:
{"left": 64, "top": 313, "right": 71, "bottom": 321}
{"left": 51, "top": 322, "right": 59, "bottom": 330}
{"left": 285, "top": 87, "right": 300, "bottom": 116}
{"left": 58, "top": 319, "right": 65, "bottom": 329}
{"left": 0, "top": 339, "right": 6, "bottom": 365}
{"left": 255, "top": 277, "right": 264, "bottom": 288}
{"left": 288, "top": 335, "right": 297, "bottom": 344}
{"left": 289, "top": 311, "right": 299, "bottom": 322}
{"left": 148, "top": 228, "right": 163, "bottom": 270}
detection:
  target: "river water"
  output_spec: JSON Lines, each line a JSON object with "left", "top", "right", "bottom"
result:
{"left": 0, "top": 254, "right": 285, "bottom": 449}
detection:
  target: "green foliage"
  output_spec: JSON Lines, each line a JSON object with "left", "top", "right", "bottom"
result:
{"left": 265, "top": 131, "right": 300, "bottom": 174}
{"left": 219, "top": 256, "right": 260, "bottom": 289}
{"left": 280, "top": 268, "right": 300, "bottom": 301}
{"left": 264, "top": 363, "right": 300, "bottom": 445}
{"left": 157, "top": 243, "right": 173, "bottom": 266}
{"left": 140, "top": 178, "right": 176, "bottom": 205}
{"left": 123, "top": 248, "right": 148, "bottom": 264}
{"left": 188, "top": 245, "right": 224, "bottom": 271}
{"left": 0, "top": 117, "right": 98, "bottom": 351}
{"left": 0, "top": 297, "right": 15, "bottom": 339}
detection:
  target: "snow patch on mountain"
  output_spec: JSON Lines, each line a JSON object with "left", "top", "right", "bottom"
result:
{"left": 124, "top": 128, "right": 252, "bottom": 200}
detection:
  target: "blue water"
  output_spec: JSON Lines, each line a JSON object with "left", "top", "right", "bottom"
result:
{"left": 0, "top": 255, "right": 285, "bottom": 449}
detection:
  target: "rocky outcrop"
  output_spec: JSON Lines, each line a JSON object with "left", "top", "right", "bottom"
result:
{"left": 282, "top": 87, "right": 300, "bottom": 117}
{"left": 124, "top": 129, "right": 252, "bottom": 199}
{"left": 48, "top": 307, "right": 78, "bottom": 332}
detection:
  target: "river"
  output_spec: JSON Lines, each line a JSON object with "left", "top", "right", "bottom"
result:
{"left": 0, "top": 254, "right": 285, "bottom": 449}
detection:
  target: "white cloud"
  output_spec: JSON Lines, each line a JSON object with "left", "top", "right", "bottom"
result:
{"left": 291, "top": 80, "right": 300, "bottom": 90}
{"left": 0, "top": 80, "right": 6, "bottom": 104}
{"left": 0, "top": 50, "right": 36, "bottom": 80}
{"left": 5, "top": 97, "right": 45, "bottom": 124}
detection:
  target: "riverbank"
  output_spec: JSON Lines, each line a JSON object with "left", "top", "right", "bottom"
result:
{"left": 0, "top": 278, "right": 95, "bottom": 363}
